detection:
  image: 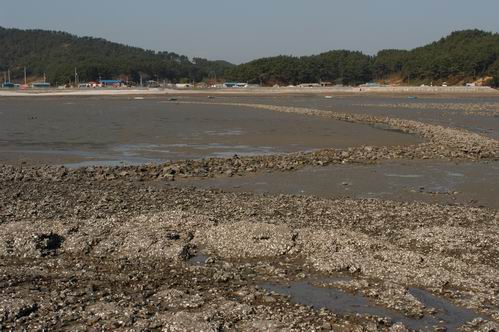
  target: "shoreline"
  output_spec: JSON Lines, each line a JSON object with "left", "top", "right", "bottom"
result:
{"left": 1, "top": 86, "right": 498, "bottom": 97}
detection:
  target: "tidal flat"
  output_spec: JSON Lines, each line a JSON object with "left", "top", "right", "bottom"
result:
{"left": 0, "top": 97, "right": 421, "bottom": 166}
{"left": 1, "top": 94, "right": 498, "bottom": 331}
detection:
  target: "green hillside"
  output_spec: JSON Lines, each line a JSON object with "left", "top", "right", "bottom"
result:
{"left": 226, "top": 29, "right": 499, "bottom": 86}
{"left": 374, "top": 29, "right": 499, "bottom": 84}
{"left": 1, "top": 27, "right": 498, "bottom": 86}
{"left": 0, "top": 27, "right": 234, "bottom": 85}
{"left": 225, "top": 51, "right": 373, "bottom": 86}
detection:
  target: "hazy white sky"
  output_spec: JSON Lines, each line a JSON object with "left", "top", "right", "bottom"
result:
{"left": 1, "top": 0, "right": 498, "bottom": 63}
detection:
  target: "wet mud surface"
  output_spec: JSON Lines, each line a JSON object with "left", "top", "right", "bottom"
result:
{"left": 261, "top": 280, "right": 484, "bottom": 331}
{"left": 0, "top": 97, "right": 420, "bottom": 166}
{"left": 206, "top": 95, "right": 499, "bottom": 139}
{"left": 1, "top": 95, "right": 498, "bottom": 331}
{"left": 179, "top": 160, "right": 499, "bottom": 209}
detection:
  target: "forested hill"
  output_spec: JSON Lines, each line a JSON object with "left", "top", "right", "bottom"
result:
{"left": 0, "top": 27, "right": 234, "bottom": 84}
{"left": 226, "top": 30, "right": 499, "bottom": 86}
{"left": 373, "top": 30, "right": 499, "bottom": 85}
{"left": 1, "top": 27, "right": 498, "bottom": 86}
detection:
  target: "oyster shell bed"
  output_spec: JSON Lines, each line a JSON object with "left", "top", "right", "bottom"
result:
{"left": 1, "top": 176, "right": 498, "bottom": 331}
{"left": 1, "top": 102, "right": 498, "bottom": 331}
{"left": 357, "top": 102, "right": 499, "bottom": 117}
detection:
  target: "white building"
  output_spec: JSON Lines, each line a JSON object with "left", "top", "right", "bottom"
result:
{"left": 175, "top": 83, "right": 192, "bottom": 89}
{"left": 223, "top": 82, "right": 248, "bottom": 88}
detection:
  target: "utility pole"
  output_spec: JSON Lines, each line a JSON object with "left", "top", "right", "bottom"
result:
{"left": 140, "top": 74, "right": 143, "bottom": 87}
{"left": 74, "top": 67, "right": 78, "bottom": 87}
{"left": 7, "top": 69, "right": 11, "bottom": 83}
{"left": 43, "top": 73, "right": 46, "bottom": 83}
{"left": 24, "top": 67, "right": 27, "bottom": 85}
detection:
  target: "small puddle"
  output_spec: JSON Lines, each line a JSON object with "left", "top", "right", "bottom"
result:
{"left": 384, "top": 173, "right": 423, "bottom": 178}
{"left": 261, "top": 281, "right": 485, "bottom": 331}
{"left": 409, "top": 288, "right": 482, "bottom": 331}
{"left": 370, "top": 123, "right": 414, "bottom": 135}
{"left": 188, "top": 253, "right": 209, "bottom": 266}
{"left": 446, "top": 172, "right": 465, "bottom": 177}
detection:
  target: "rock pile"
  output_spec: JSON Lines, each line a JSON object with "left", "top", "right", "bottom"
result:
{"left": 358, "top": 102, "right": 499, "bottom": 117}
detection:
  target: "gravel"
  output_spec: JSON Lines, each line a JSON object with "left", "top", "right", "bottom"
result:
{"left": 1, "top": 101, "right": 498, "bottom": 330}
{"left": 1, "top": 172, "right": 498, "bottom": 330}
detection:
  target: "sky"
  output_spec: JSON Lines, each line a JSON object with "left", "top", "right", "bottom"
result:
{"left": 1, "top": 0, "right": 499, "bottom": 64}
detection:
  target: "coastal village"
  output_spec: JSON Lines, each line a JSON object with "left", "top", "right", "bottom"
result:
{"left": 1, "top": 75, "right": 487, "bottom": 90}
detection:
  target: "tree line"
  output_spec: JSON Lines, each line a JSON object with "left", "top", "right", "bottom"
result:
{"left": 1, "top": 27, "right": 498, "bottom": 86}
{"left": 0, "top": 27, "right": 233, "bottom": 85}
{"left": 226, "top": 30, "right": 499, "bottom": 86}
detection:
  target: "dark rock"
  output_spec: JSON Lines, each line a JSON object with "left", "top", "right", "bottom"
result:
{"left": 33, "top": 232, "right": 65, "bottom": 256}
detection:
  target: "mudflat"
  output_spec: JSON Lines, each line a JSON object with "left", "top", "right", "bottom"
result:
{"left": 0, "top": 97, "right": 421, "bottom": 166}
{"left": 207, "top": 94, "right": 499, "bottom": 139}
{"left": 1, "top": 95, "right": 498, "bottom": 331}
{"left": 179, "top": 159, "right": 499, "bottom": 209}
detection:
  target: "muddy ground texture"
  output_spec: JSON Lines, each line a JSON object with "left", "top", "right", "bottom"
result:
{"left": 1, "top": 172, "right": 499, "bottom": 331}
{"left": 1, "top": 102, "right": 499, "bottom": 331}
{"left": 5, "top": 102, "right": 498, "bottom": 183}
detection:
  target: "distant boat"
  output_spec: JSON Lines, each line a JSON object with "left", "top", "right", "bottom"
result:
{"left": 324, "top": 95, "right": 333, "bottom": 99}
{"left": 169, "top": 97, "right": 178, "bottom": 101}
{"left": 408, "top": 96, "right": 418, "bottom": 99}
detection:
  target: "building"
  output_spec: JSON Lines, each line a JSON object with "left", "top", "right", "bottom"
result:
{"left": 146, "top": 80, "right": 160, "bottom": 88}
{"left": 99, "top": 80, "right": 125, "bottom": 87}
{"left": 223, "top": 82, "right": 248, "bottom": 88}
{"left": 31, "top": 82, "right": 51, "bottom": 88}
{"left": 195, "top": 82, "right": 209, "bottom": 89}
{"left": 359, "top": 83, "right": 384, "bottom": 88}
{"left": 298, "top": 83, "right": 321, "bottom": 88}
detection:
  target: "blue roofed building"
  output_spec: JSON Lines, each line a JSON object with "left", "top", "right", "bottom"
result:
{"left": 1, "top": 82, "right": 15, "bottom": 88}
{"left": 99, "top": 80, "right": 125, "bottom": 87}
